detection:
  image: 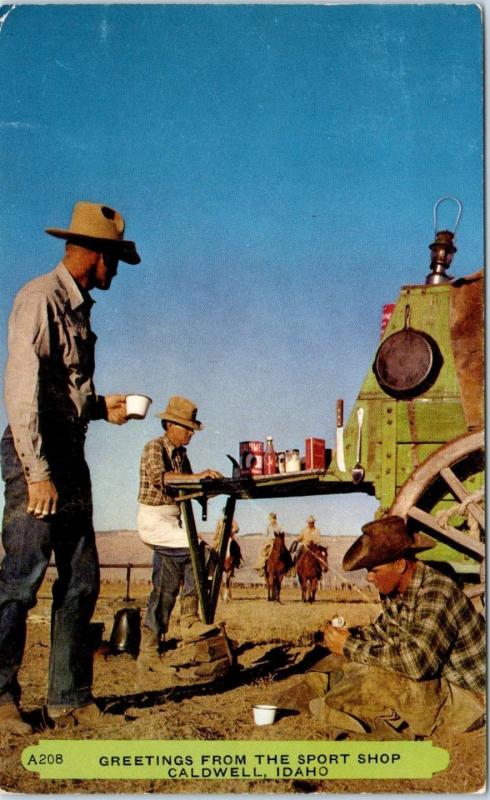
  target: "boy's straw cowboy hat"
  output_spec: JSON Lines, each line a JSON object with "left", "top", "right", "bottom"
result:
{"left": 46, "top": 201, "right": 140, "bottom": 264}
{"left": 343, "top": 515, "right": 434, "bottom": 572}
{"left": 156, "top": 396, "right": 203, "bottom": 431}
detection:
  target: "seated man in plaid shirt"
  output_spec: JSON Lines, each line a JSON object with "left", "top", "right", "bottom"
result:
{"left": 280, "top": 516, "right": 485, "bottom": 739}
{"left": 136, "top": 395, "right": 222, "bottom": 661}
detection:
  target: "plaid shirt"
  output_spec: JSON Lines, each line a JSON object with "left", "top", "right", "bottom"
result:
{"left": 138, "top": 435, "right": 192, "bottom": 506}
{"left": 344, "top": 562, "right": 485, "bottom": 693}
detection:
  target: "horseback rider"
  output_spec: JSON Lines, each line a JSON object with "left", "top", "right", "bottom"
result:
{"left": 212, "top": 508, "right": 240, "bottom": 552}
{"left": 255, "top": 512, "right": 283, "bottom": 574}
{"left": 291, "top": 514, "right": 321, "bottom": 564}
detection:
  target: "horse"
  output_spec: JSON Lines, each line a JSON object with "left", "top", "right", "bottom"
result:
{"left": 220, "top": 537, "right": 243, "bottom": 602}
{"left": 265, "top": 531, "right": 293, "bottom": 602}
{"left": 296, "top": 543, "right": 328, "bottom": 602}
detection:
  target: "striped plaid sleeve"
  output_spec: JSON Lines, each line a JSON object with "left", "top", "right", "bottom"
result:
{"left": 347, "top": 614, "right": 391, "bottom": 644}
{"left": 344, "top": 584, "right": 458, "bottom": 680}
{"left": 142, "top": 439, "right": 165, "bottom": 488}
{"left": 442, "top": 594, "right": 485, "bottom": 692}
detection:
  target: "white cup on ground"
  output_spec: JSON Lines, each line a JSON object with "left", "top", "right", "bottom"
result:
{"left": 126, "top": 394, "right": 152, "bottom": 420}
{"left": 253, "top": 704, "right": 277, "bottom": 726}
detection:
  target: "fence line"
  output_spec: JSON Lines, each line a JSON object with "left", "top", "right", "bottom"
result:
{"left": 42, "top": 561, "right": 374, "bottom": 603}
{"left": 44, "top": 561, "right": 152, "bottom": 602}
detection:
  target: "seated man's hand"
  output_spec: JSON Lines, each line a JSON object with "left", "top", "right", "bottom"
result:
{"left": 322, "top": 623, "right": 349, "bottom": 655}
{"left": 105, "top": 394, "right": 128, "bottom": 425}
{"left": 27, "top": 480, "right": 58, "bottom": 518}
{"left": 196, "top": 469, "right": 223, "bottom": 480}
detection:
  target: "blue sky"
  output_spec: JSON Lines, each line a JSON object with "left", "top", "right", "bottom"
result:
{"left": 0, "top": 3, "right": 483, "bottom": 537}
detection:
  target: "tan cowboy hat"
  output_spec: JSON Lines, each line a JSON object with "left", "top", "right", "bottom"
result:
{"left": 343, "top": 515, "right": 435, "bottom": 572}
{"left": 156, "top": 395, "right": 203, "bottom": 430}
{"left": 46, "top": 201, "right": 140, "bottom": 264}
{"left": 268, "top": 512, "right": 277, "bottom": 520}
{"left": 307, "top": 514, "right": 316, "bottom": 523}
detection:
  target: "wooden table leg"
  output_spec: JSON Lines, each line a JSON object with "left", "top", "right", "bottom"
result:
{"left": 209, "top": 496, "right": 237, "bottom": 619}
{"left": 180, "top": 497, "right": 210, "bottom": 623}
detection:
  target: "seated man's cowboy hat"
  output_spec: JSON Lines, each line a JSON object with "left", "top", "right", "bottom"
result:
{"left": 157, "top": 396, "right": 203, "bottom": 431}
{"left": 46, "top": 201, "right": 140, "bottom": 264}
{"left": 343, "top": 515, "right": 434, "bottom": 572}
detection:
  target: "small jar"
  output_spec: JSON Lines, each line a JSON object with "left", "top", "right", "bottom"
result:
{"left": 277, "top": 452, "right": 286, "bottom": 473}
{"left": 285, "top": 449, "right": 301, "bottom": 472}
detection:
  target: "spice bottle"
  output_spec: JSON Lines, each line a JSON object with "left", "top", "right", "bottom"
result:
{"left": 263, "top": 436, "right": 278, "bottom": 475}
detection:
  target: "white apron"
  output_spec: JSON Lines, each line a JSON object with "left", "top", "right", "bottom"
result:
{"left": 136, "top": 503, "right": 187, "bottom": 548}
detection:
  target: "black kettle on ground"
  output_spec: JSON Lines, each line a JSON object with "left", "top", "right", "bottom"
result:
{"left": 109, "top": 607, "right": 141, "bottom": 656}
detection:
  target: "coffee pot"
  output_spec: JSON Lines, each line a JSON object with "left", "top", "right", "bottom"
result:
{"left": 109, "top": 607, "right": 141, "bottom": 656}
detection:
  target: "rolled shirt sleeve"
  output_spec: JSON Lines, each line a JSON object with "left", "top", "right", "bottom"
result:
{"left": 146, "top": 440, "right": 167, "bottom": 489}
{"left": 137, "top": 439, "right": 169, "bottom": 505}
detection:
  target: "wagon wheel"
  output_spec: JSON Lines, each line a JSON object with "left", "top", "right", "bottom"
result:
{"left": 390, "top": 429, "right": 485, "bottom": 604}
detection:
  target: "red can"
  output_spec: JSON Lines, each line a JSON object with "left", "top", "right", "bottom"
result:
{"left": 305, "top": 437, "right": 326, "bottom": 470}
{"left": 239, "top": 441, "right": 264, "bottom": 477}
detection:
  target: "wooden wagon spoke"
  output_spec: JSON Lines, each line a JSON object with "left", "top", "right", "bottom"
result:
{"left": 407, "top": 506, "right": 485, "bottom": 559}
{"left": 390, "top": 431, "right": 485, "bottom": 603}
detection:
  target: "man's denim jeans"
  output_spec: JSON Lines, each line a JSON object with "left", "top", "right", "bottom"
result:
{"left": 145, "top": 547, "right": 196, "bottom": 635}
{"left": 0, "top": 427, "right": 99, "bottom": 707}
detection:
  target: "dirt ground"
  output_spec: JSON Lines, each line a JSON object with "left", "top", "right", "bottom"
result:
{"left": 0, "top": 581, "right": 485, "bottom": 795}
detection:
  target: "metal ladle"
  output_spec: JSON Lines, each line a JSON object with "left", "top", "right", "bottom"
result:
{"left": 351, "top": 407, "right": 365, "bottom": 484}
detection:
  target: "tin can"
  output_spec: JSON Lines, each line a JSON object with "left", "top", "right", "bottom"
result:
{"left": 305, "top": 437, "right": 326, "bottom": 470}
{"left": 285, "top": 449, "right": 301, "bottom": 473}
{"left": 277, "top": 452, "right": 286, "bottom": 473}
{"left": 239, "top": 441, "right": 264, "bottom": 477}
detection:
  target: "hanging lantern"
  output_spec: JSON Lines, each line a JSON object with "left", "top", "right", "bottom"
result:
{"left": 425, "top": 196, "right": 462, "bottom": 285}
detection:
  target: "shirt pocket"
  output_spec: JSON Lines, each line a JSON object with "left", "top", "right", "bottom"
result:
{"left": 72, "top": 326, "right": 97, "bottom": 376}
{"left": 58, "top": 312, "right": 97, "bottom": 377}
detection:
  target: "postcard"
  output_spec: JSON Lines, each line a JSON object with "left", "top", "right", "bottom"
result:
{"left": 0, "top": 2, "right": 485, "bottom": 795}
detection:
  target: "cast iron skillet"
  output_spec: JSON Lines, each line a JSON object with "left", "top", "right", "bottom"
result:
{"left": 372, "top": 305, "right": 443, "bottom": 399}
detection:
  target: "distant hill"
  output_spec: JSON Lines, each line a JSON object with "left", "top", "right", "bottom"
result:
{"left": 93, "top": 530, "right": 367, "bottom": 587}
{"left": 1, "top": 529, "right": 368, "bottom": 588}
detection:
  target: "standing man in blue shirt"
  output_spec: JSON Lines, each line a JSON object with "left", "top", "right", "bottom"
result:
{"left": 0, "top": 201, "right": 140, "bottom": 733}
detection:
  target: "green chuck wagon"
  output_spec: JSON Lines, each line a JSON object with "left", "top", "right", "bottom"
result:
{"left": 169, "top": 198, "right": 485, "bottom": 621}
{"left": 331, "top": 197, "right": 484, "bottom": 600}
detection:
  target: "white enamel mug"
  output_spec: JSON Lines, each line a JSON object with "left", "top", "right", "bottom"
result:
{"left": 126, "top": 394, "right": 152, "bottom": 420}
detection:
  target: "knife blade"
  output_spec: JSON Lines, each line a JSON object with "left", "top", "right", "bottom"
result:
{"left": 335, "top": 399, "right": 347, "bottom": 472}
